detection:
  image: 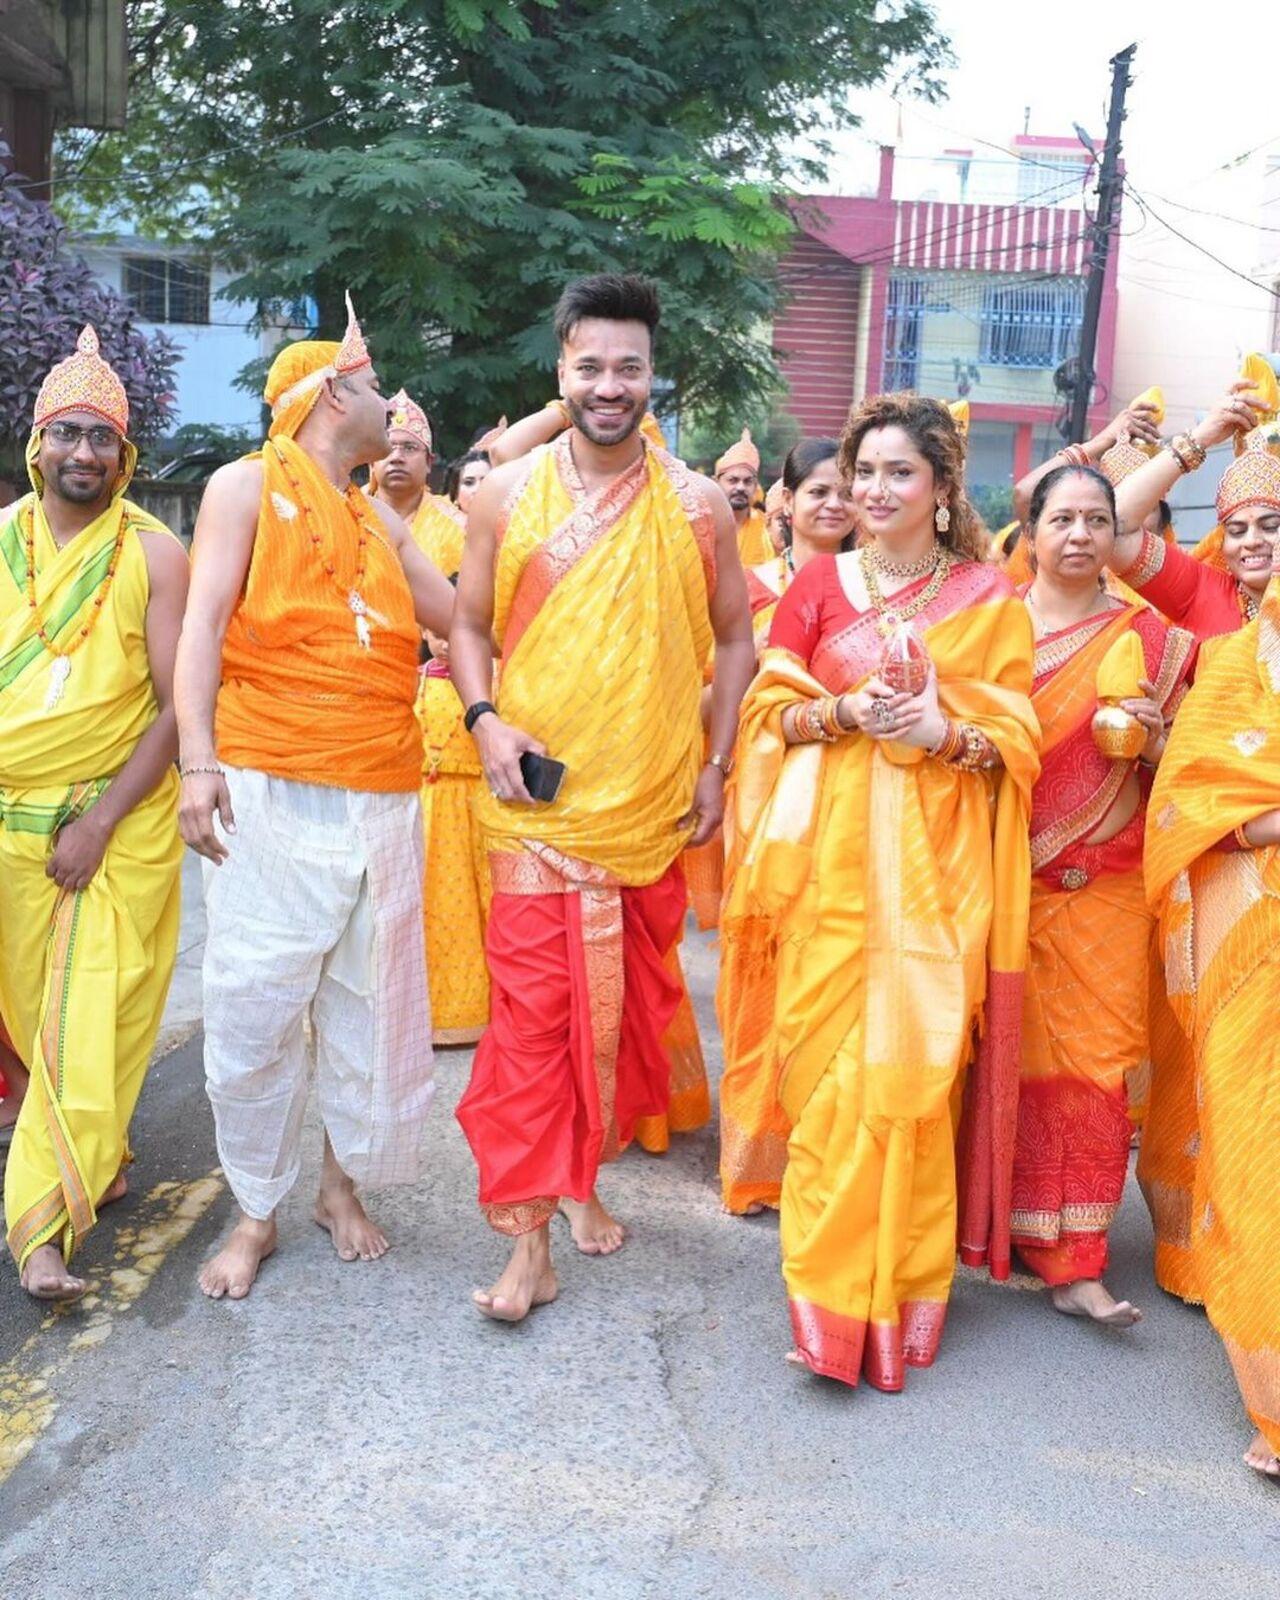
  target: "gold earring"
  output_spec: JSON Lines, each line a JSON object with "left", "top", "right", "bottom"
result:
{"left": 935, "top": 501, "right": 951, "bottom": 534}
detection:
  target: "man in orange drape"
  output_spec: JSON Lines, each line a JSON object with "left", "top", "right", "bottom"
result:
{"left": 451, "top": 273, "right": 754, "bottom": 1322}
{"left": 175, "top": 297, "right": 456, "bottom": 1301}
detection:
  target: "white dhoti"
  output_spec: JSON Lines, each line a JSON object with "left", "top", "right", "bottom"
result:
{"left": 202, "top": 766, "right": 433, "bottom": 1218}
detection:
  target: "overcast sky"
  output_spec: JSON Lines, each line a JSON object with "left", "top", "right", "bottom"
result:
{"left": 811, "top": 2, "right": 1280, "bottom": 298}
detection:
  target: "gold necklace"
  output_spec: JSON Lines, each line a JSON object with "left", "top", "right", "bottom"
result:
{"left": 860, "top": 543, "right": 950, "bottom": 636}
{"left": 1239, "top": 584, "right": 1261, "bottom": 623}
{"left": 867, "top": 539, "right": 942, "bottom": 580}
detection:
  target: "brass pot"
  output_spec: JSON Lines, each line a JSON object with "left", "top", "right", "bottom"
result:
{"left": 1091, "top": 701, "right": 1146, "bottom": 761}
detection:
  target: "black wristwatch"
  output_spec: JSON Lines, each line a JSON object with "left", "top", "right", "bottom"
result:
{"left": 463, "top": 700, "right": 497, "bottom": 733}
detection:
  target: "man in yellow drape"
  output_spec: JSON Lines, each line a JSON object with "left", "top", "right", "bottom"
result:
{"left": 368, "top": 388, "right": 467, "bottom": 575}
{"left": 716, "top": 428, "right": 772, "bottom": 568}
{"left": 451, "top": 273, "right": 754, "bottom": 1322}
{"left": 0, "top": 327, "right": 189, "bottom": 1300}
{"left": 1146, "top": 556, "right": 1280, "bottom": 1481}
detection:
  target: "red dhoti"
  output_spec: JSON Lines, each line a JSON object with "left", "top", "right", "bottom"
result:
{"left": 456, "top": 849, "right": 686, "bottom": 1236}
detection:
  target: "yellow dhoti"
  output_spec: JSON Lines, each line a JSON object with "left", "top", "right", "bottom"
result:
{"left": 0, "top": 485, "right": 183, "bottom": 1268}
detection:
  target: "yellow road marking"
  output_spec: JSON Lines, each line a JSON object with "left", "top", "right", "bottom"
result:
{"left": 0, "top": 1169, "right": 224, "bottom": 1482}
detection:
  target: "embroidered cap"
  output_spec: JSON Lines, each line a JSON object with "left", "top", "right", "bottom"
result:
{"left": 715, "top": 427, "right": 760, "bottom": 477}
{"left": 33, "top": 325, "right": 129, "bottom": 436}
{"left": 1216, "top": 424, "right": 1280, "bottom": 523}
{"left": 387, "top": 388, "right": 432, "bottom": 452}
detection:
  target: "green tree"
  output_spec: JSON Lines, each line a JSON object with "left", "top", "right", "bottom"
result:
{"left": 57, "top": 1, "right": 948, "bottom": 453}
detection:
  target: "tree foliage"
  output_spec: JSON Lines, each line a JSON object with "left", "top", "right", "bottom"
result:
{"left": 0, "top": 162, "right": 178, "bottom": 484}
{"left": 56, "top": 1, "right": 948, "bottom": 453}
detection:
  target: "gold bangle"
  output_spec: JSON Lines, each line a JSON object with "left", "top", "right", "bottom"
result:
{"left": 544, "top": 398, "right": 571, "bottom": 430}
{"left": 1168, "top": 433, "right": 1206, "bottom": 473}
{"left": 1234, "top": 822, "right": 1253, "bottom": 850}
{"left": 818, "top": 697, "right": 845, "bottom": 740}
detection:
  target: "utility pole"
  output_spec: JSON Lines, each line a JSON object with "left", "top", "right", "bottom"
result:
{"left": 1067, "top": 43, "right": 1135, "bottom": 443}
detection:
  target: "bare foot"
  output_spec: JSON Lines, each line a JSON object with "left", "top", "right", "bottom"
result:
{"left": 473, "top": 1228, "right": 558, "bottom": 1323}
{"left": 558, "top": 1192, "right": 625, "bottom": 1256}
{"left": 98, "top": 1168, "right": 128, "bottom": 1207}
{"left": 20, "top": 1243, "right": 86, "bottom": 1302}
{"left": 313, "top": 1186, "right": 389, "bottom": 1263}
{"left": 1245, "top": 1431, "right": 1280, "bottom": 1480}
{"left": 1052, "top": 1278, "right": 1142, "bottom": 1327}
{"left": 199, "top": 1215, "right": 277, "bottom": 1300}
{"left": 724, "top": 1201, "right": 767, "bottom": 1217}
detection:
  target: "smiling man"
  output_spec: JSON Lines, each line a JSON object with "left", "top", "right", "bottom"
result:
{"left": 0, "top": 327, "right": 188, "bottom": 1301}
{"left": 175, "top": 298, "right": 455, "bottom": 1301}
{"left": 450, "top": 272, "right": 754, "bottom": 1322}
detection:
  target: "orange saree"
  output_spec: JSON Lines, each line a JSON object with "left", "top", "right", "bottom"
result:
{"left": 1147, "top": 583, "right": 1280, "bottom": 1455}
{"left": 1011, "top": 604, "right": 1194, "bottom": 1285}
{"left": 722, "top": 553, "right": 1039, "bottom": 1389}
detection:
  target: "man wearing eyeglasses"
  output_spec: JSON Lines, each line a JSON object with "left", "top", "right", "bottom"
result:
{"left": 0, "top": 326, "right": 189, "bottom": 1301}
{"left": 367, "top": 389, "right": 467, "bottom": 577}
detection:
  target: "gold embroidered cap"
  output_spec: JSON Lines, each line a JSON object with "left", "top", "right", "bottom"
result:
{"left": 715, "top": 427, "right": 759, "bottom": 477}
{"left": 1216, "top": 423, "right": 1280, "bottom": 523}
{"left": 33, "top": 325, "right": 129, "bottom": 436}
{"left": 336, "top": 290, "right": 371, "bottom": 374}
{"left": 764, "top": 477, "right": 784, "bottom": 516}
{"left": 387, "top": 388, "right": 432, "bottom": 452}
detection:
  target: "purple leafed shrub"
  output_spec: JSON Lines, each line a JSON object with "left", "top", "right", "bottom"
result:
{"left": 0, "top": 162, "right": 180, "bottom": 472}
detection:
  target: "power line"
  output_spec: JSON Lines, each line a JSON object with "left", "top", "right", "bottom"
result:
{"left": 1124, "top": 180, "right": 1280, "bottom": 299}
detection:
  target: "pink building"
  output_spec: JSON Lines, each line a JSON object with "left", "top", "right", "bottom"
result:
{"left": 774, "top": 137, "right": 1121, "bottom": 509}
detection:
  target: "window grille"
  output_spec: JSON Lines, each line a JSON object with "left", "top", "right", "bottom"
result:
{"left": 124, "top": 256, "right": 211, "bottom": 325}
{"left": 979, "top": 277, "right": 1084, "bottom": 369}
{"left": 885, "top": 273, "right": 927, "bottom": 390}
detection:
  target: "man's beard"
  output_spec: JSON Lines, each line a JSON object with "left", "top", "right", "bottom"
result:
{"left": 727, "top": 491, "right": 752, "bottom": 511}
{"left": 565, "top": 395, "right": 644, "bottom": 447}
{"left": 54, "top": 464, "right": 110, "bottom": 505}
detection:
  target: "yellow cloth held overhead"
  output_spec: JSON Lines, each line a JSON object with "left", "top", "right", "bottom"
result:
{"left": 478, "top": 437, "right": 714, "bottom": 886}
{"left": 947, "top": 398, "right": 970, "bottom": 438}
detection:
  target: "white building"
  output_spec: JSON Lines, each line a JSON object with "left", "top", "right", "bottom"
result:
{"left": 82, "top": 237, "right": 274, "bottom": 431}
{"left": 1112, "top": 147, "right": 1280, "bottom": 538}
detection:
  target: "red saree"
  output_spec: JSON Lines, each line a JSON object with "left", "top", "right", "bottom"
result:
{"left": 1011, "top": 601, "right": 1194, "bottom": 1284}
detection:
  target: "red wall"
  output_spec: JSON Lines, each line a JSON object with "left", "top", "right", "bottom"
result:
{"left": 773, "top": 235, "right": 863, "bottom": 438}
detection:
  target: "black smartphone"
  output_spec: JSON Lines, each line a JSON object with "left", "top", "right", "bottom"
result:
{"left": 519, "top": 752, "right": 567, "bottom": 803}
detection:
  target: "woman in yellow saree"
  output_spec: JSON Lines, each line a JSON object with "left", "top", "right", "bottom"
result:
{"left": 1146, "top": 551, "right": 1280, "bottom": 1480}
{"left": 723, "top": 395, "right": 1039, "bottom": 1389}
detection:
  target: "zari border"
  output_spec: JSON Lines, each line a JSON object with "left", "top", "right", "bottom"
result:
{"left": 488, "top": 840, "right": 626, "bottom": 1163}
{"left": 502, "top": 436, "right": 650, "bottom": 659}
{"left": 1115, "top": 528, "right": 1166, "bottom": 589}
{"left": 484, "top": 1198, "right": 557, "bottom": 1237}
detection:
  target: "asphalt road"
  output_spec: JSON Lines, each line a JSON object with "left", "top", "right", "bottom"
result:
{"left": 2, "top": 927, "right": 1279, "bottom": 1600}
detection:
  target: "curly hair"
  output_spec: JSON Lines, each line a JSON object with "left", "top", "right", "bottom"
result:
{"left": 838, "top": 392, "right": 987, "bottom": 565}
